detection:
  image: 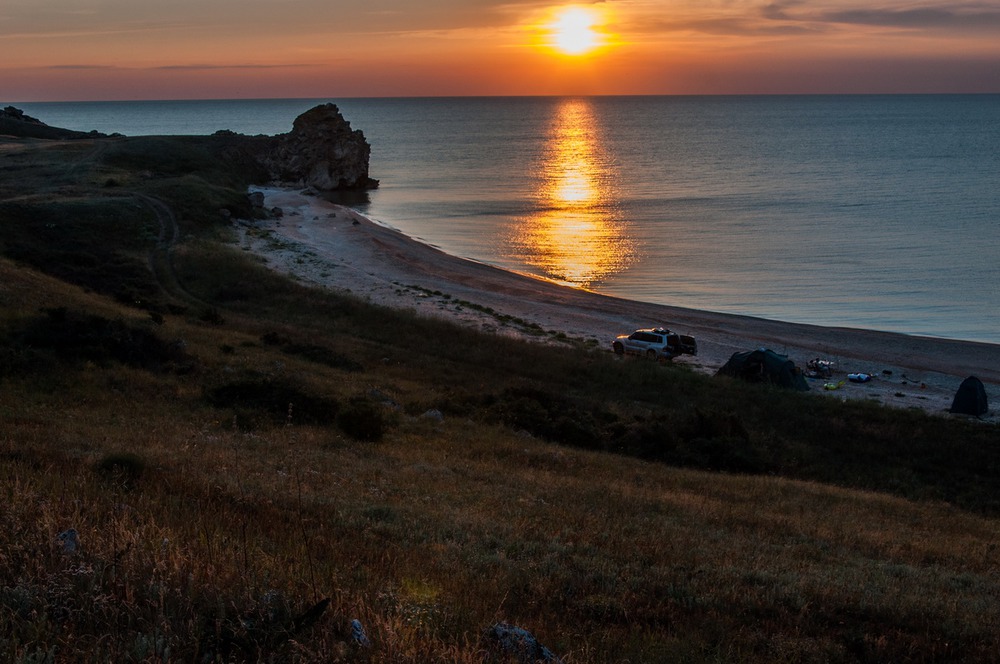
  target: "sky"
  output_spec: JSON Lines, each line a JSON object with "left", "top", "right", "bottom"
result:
{"left": 3, "top": 0, "right": 1000, "bottom": 101}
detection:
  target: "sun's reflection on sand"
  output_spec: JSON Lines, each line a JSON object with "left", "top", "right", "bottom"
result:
{"left": 508, "top": 99, "right": 633, "bottom": 288}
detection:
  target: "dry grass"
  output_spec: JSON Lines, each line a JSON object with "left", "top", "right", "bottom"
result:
{"left": 2, "top": 327, "right": 999, "bottom": 662}
{"left": 2, "top": 135, "right": 999, "bottom": 662}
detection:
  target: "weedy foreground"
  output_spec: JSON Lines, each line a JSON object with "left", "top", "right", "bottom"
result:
{"left": 0, "top": 134, "right": 998, "bottom": 662}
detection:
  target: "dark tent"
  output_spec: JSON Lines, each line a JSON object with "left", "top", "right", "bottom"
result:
{"left": 949, "top": 376, "right": 988, "bottom": 416}
{"left": 715, "top": 348, "right": 809, "bottom": 391}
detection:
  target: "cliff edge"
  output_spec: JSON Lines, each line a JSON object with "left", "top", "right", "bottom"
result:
{"left": 0, "top": 106, "right": 108, "bottom": 140}
{"left": 2, "top": 102, "right": 378, "bottom": 191}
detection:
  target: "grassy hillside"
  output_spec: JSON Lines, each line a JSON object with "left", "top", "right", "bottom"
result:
{"left": 1, "top": 135, "right": 998, "bottom": 662}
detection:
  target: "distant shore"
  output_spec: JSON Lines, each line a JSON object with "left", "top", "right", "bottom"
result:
{"left": 235, "top": 187, "right": 999, "bottom": 421}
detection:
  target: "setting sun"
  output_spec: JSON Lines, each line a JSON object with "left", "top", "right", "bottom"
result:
{"left": 549, "top": 7, "right": 603, "bottom": 56}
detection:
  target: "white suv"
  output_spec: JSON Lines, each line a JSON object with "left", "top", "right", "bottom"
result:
{"left": 612, "top": 327, "right": 698, "bottom": 360}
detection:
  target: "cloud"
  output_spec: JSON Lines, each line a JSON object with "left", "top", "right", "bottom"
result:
{"left": 46, "top": 64, "right": 118, "bottom": 70}
{"left": 0, "top": 23, "right": 191, "bottom": 40}
{"left": 151, "top": 63, "right": 319, "bottom": 71}
{"left": 675, "top": 17, "right": 820, "bottom": 37}
{"left": 622, "top": 0, "right": 1000, "bottom": 39}
{"left": 40, "top": 63, "right": 320, "bottom": 72}
{"left": 614, "top": 8, "right": 822, "bottom": 38}
{"left": 820, "top": 6, "right": 1000, "bottom": 30}
{"left": 762, "top": 2, "right": 1000, "bottom": 33}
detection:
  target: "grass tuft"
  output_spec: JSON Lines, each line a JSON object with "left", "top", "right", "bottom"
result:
{"left": 95, "top": 452, "right": 146, "bottom": 489}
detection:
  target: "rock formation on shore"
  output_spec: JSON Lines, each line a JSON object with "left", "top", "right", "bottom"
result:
{"left": 0, "top": 106, "right": 107, "bottom": 140}
{"left": 255, "top": 104, "right": 378, "bottom": 191}
{"left": 3, "top": 102, "right": 377, "bottom": 192}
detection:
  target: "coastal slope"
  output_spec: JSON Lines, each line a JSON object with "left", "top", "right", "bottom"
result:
{"left": 238, "top": 187, "right": 1000, "bottom": 419}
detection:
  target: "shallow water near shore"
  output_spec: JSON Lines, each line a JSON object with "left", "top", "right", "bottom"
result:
{"left": 16, "top": 95, "right": 1000, "bottom": 343}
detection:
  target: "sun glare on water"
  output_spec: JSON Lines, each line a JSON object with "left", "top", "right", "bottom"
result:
{"left": 549, "top": 7, "right": 603, "bottom": 55}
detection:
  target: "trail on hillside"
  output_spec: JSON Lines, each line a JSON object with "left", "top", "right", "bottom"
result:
{"left": 134, "top": 192, "right": 208, "bottom": 310}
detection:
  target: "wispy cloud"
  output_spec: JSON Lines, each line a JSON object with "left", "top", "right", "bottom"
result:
{"left": 41, "top": 63, "right": 319, "bottom": 72}
{"left": 0, "top": 23, "right": 190, "bottom": 40}
{"left": 624, "top": 16, "right": 822, "bottom": 37}
{"left": 762, "top": 2, "right": 1000, "bottom": 32}
{"left": 820, "top": 6, "right": 1000, "bottom": 30}
{"left": 621, "top": 1, "right": 1000, "bottom": 40}
{"left": 46, "top": 64, "right": 118, "bottom": 70}
{"left": 152, "top": 63, "right": 320, "bottom": 71}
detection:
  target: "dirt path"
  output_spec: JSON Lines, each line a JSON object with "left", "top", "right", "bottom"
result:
{"left": 134, "top": 192, "right": 211, "bottom": 311}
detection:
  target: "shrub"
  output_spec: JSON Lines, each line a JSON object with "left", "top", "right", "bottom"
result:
{"left": 16, "top": 308, "right": 194, "bottom": 373}
{"left": 198, "top": 308, "right": 225, "bottom": 325}
{"left": 259, "top": 333, "right": 363, "bottom": 372}
{"left": 484, "top": 386, "right": 604, "bottom": 448}
{"left": 206, "top": 377, "right": 339, "bottom": 429}
{"left": 282, "top": 343, "right": 363, "bottom": 372}
{"left": 337, "top": 396, "right": 386, "bottom": 441}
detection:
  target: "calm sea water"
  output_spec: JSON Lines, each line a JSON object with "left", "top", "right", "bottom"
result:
{"left": 14, "top": 96, "right": 1000, "bottom": 343}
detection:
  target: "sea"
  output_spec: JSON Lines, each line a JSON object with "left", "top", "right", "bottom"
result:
{"left": 13, "top": 95, "right": 1000, "bottom": 344}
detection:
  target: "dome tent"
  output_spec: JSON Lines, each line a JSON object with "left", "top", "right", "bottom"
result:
{"left": 715, "top": 348, "right": 809, "bottom": 391}
{"left": 949, "top": 376, "right": 988, "bottom": 417}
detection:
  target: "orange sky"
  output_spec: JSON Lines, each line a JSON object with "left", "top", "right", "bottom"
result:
{"left": 3, "top": 1, "right": 1000, "bottom": 101}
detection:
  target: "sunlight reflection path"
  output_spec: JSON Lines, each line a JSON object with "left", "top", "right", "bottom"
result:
{"left": 507, "top": 98, "right": 634, "bottom": 288}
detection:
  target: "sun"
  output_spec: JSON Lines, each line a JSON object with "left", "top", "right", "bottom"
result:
{"left": 549, "top": 7, "right": 602, "bottom": 56}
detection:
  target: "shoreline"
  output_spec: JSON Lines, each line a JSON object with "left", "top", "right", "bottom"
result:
{"left": 235, "top": 187, "right": 999, "bottom": 421}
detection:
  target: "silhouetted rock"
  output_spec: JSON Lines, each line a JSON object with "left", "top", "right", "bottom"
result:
{"left": 1, "top": 103, "right": 377, "bottom": 192}
{"left": 257, "top": 104, "right": 378, "bottom": 191}
{"left": 3, "top": 106, "right": 43, "bottom": 125}
{"left": 422, "top": 409, "right": 444, "bottom": 422}
{"left": 247, "top": 191, "right": 266, "bottom": 208}
{"left": 0, "top": 106, "right": 107, "bottom": 140}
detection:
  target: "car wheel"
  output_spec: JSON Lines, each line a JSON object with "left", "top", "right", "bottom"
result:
{"left": 646, "top": 349, "right": 657, "bottom": 360}
{"left": 612, "top": 342, "right": 624, "bottom": 355}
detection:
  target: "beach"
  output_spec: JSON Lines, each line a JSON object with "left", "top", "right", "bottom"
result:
{"left": 236, "top": 187, "right": 999, "bottom": 421}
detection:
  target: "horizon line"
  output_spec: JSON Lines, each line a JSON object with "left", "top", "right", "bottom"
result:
{"left": 12, "top": 91, "right": 1000, "bottom": 105}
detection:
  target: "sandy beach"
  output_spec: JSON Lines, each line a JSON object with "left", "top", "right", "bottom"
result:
{"left": 235, "top": 187, "right": 999, "bottom": 421}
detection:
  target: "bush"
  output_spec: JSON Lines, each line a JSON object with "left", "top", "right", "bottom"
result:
{"left": 337, "top": 396, "right": 386, "bottom": 441}
{"left": 483, "top": 386, "right": 604, "bottom": 448}
{"left": 282, "top": 343, "right": 363, "bottom": 372}
{"left": 15, "top": 308, "right": 194, "bottom": 373}
{"left": 206, "top": 377, "right": 339, "bottom": 429}
{"left": 259, "top": 333, "right": 363, "bottom": 372}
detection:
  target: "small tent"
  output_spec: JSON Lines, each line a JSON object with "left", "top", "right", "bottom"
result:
{"left": 949, "top": 376, "right": 988, "bottom": 416}
{"left": 715, "top": 348, "right": 809, "bottom": 391}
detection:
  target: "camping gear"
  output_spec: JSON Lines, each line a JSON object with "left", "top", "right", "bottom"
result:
{"left": 715, "top": 349, "right": 809, "bottom": 391}
{"left": 848, "top": 373, "right": 872, "bottom": 383}
{"left": 806, "top": 358, "right": 834, "bottom": 378}
{"left": 949, "top": 376, "right": 988, "bottom": 416}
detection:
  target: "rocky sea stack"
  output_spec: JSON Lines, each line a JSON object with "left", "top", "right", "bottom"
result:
{"left": 252, "top": 103, "right": 378, "bottom": 191}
